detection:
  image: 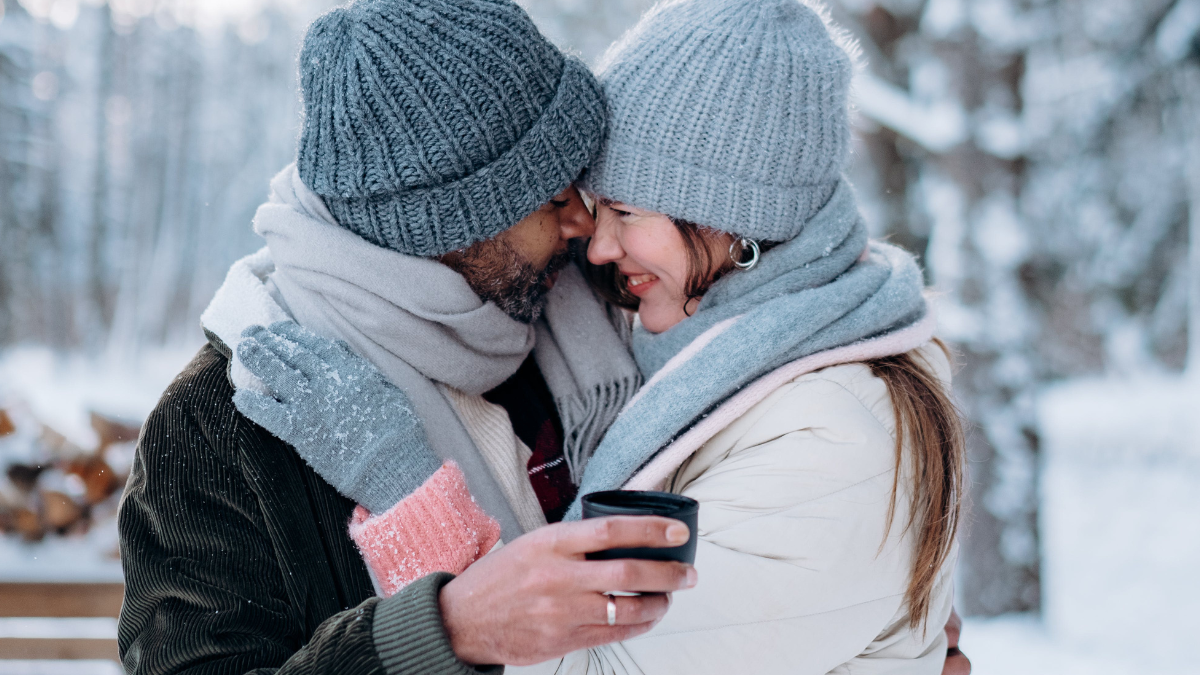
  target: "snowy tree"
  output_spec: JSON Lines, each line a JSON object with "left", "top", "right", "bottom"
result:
{"left": 827, "top": 0, "right": 1200, "bottom": 615}
{"left": 0, "top": 0, "right": 67, "bottom": 346}
{"left": 0, "top": 0, "right": 327, "bottom": 354}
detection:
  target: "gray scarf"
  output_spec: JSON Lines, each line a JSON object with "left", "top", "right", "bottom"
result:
{"left": 564, "top": 180, "right": 928, "bottom": 520}
{"left": 252, "top": 164, "right": 640, "bottom": 540}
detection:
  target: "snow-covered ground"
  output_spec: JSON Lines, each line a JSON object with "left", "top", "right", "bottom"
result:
{"left": 0, "top": 344, "right": 202, "bottom": 452}
{"left": 0, "top": 660, "right": 123, "bottom": 675}
{"left": 966, "top": 375, "right": 1200, "bottom": 675}
{"left": 964, "top": 614, "right": 1157, "bottom": 675}
{"left": 2, "top": 347, "right": 1198, "bottom": 672}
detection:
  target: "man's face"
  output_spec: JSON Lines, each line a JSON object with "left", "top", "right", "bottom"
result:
{"left": 440, "top": 185, "right": 595, "bottom": 323}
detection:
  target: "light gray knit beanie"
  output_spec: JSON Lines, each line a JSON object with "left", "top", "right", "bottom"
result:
{"left": 297, "top": 0, "right": 607, "bottom": 257}
{"left": 586, "top": 0, "right": 853, "bottom": 241}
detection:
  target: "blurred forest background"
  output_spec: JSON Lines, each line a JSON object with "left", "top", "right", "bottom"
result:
{"left": 1, "top": 0, "right": 1199, "bottom": 671}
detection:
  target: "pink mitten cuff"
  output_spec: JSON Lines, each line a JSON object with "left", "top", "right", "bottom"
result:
{"left": 349, "top": 461, "right": 501, "bottom": 597}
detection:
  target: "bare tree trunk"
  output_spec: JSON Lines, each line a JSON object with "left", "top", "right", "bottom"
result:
{"left": 839, "top": 4, "right": 1045, "bottom": 616}
{"left": 89, "top": 5, "right": 115, "bottom": 336}
{"left": 1186, "top": 67, "right": 1200, "bottom": 379}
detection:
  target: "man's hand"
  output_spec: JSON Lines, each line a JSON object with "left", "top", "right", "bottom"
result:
{"left": 943, "top": 608, "right": 971, "bottom": 675}
{"left": 439, "top": 516, "right": 697, "bottom": 666}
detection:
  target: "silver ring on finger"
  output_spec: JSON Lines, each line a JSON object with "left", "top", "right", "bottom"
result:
{"left": 606, "top": 594, "right": 617, "bottom": 626}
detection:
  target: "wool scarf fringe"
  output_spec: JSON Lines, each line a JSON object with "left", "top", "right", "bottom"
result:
{"left": 559, "top": 377, "right": 641, "bottom": 484}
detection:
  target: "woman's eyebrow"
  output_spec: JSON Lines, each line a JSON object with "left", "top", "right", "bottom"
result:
{"left": 597, "top": 196, "right": 616, "bottom": 207}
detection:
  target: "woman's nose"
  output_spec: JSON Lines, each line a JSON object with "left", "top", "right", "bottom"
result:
{"left": 587, "top": 206, "right": 624, "bottom": 266}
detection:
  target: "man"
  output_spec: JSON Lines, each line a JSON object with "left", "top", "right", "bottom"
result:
{"left": 118, "top": 1, "right": 691, "bottom": 673}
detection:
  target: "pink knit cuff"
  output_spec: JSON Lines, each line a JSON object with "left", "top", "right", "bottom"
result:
{"left": 349, "top": 462, "right": 501, "bottom": 598}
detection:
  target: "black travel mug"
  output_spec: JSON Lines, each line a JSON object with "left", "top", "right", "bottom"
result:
{"left": 581, "top": 490, "right": 698, "bottom": 564}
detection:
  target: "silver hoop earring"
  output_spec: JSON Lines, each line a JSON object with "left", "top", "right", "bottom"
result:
{"left": 730, "top": 237, "right": 760, "bottom": 271}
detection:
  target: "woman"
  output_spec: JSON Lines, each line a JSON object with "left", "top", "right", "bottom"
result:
{"left": 513, "top": 0, "right": 965, "bottom": 671}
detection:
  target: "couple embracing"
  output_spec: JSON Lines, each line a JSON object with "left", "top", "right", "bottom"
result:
{"left": 117, "top": 0, "right": 969, "bottom": 673}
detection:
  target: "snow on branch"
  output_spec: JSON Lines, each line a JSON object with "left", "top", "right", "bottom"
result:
{"left": 852, "top": 71, "right": 968, "bottom": 153}
{"left": 1156, "top": 0, "right": 1200, "bottom": 64}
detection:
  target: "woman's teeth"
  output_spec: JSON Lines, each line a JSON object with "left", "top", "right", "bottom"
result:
{"left": 626, "top": 274, "right": 658, "bottom": 287}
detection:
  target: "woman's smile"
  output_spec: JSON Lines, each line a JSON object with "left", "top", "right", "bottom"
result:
{"left": 624, "top": 272, "right": 660, "bottom": 296}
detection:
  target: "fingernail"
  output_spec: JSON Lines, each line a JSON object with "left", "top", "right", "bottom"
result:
{"left": 685, "top": 567, "right": 698, "bottom": 588}
{"left": 666, "top": 523, "right": 689, "bottom": 545}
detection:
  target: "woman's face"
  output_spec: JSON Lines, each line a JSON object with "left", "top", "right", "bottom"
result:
{"left": 587, "top": 200, "right": 729, "bottom": 333}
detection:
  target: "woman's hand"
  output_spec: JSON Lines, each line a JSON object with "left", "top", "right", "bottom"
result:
{"left": 440, "top": 516, "right": 698, "bottom": 666}
{"left": 943, "top": 609, "right": 971, "bottom": 675}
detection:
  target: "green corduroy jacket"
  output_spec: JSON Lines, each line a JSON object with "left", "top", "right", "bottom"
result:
{"left": 117, "top": 344, "right": 499, "bottom": 675}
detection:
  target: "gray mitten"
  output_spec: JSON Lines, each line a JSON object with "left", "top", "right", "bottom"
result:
{"left": 233, "top": 321, "right": 442, "bottom": 514}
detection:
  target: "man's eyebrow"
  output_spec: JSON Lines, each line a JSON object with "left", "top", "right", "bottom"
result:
{"left": 596, "top": 197, "right": 616, "bottom": 207}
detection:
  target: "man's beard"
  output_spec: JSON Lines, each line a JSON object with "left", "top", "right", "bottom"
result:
{"left": 445, "top": 237, "right": 570, "bottom": 324}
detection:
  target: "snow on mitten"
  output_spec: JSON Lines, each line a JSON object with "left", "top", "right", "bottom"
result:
{"left": 349, "top": 461, "right": 501, "bottom": 596}
{"left": 233, "top": 321, "right": 443, "bottom": 514}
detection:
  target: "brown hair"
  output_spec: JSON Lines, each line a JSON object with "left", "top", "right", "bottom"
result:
{"left": 867, "top": 340, "right": 965, "bottom": 632}
{"left": 583, "top": 217, "right": 966, "bottom": 631}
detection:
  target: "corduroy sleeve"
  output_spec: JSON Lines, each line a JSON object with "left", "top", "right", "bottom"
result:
{"left": 373, "top": 573, "right": 501, "bottom": 675}
{"left": 117, "top": 348, "right": 497, "bottom": 675}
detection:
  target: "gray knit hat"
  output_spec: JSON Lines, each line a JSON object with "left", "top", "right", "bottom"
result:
{"left": 586, "top": 0, "right": 853, "bottom": 242}
{"left": 297, "top": 0, "right": 607, "bottom": 257}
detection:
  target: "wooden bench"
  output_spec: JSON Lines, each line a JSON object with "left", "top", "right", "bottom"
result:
{"left": 0, "top": 583, "right": 123, "bottom": 662}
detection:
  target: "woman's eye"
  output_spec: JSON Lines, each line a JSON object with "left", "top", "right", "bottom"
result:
{"left": 550, "top": 199, "right": 570, "bottom": 208}
{"left": 612, "top": 208, "right": 632, "bottom": 217}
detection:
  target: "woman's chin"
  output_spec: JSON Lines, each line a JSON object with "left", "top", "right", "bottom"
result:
{"left": 637, "top": 302, "right": 689, "bottom": 334}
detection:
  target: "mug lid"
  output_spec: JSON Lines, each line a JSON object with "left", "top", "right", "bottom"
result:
{"left": 581, "top": 490, "right": 698, "bottom": 517}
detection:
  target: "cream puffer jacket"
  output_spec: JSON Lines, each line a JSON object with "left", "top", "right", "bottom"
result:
{"left": 512, "top": 342, "right": 958, "bottom": 675}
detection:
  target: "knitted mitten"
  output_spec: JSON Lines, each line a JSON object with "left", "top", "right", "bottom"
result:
{"left": 234, "top": 321, "right": 441, "bottom": 514}
{"left": 235, "top": 322, "right": 499, "bottom": 591}
{"left": 349, "top": 462, "right": 500, "bottom": 597}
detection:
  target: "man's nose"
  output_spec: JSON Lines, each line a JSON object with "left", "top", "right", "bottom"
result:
{"left": 558, "top": 189, "right": 596, "bottom": 241}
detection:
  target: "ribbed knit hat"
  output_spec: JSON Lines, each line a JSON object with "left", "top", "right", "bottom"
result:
{"left": 297, "top": 0, "right": 607, "bottom": 257}
{"left": 586, "top": 0, "right": 853, "bottom": 242}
